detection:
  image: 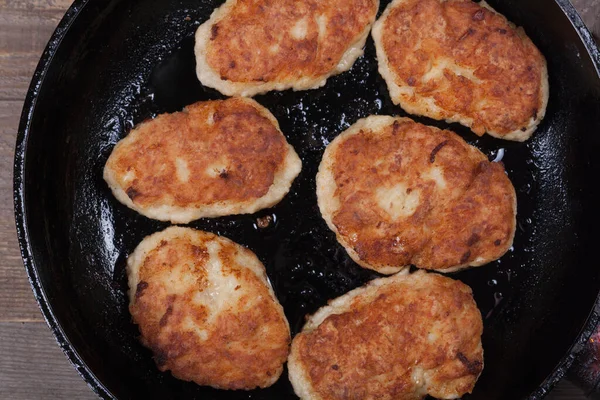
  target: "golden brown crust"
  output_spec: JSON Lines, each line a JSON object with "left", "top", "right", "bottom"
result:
{"left": 195, "top": 0, "right": 379, "bottom": 96}
{"left": 104, "top": 98, "right": 301, "bottom": 223}
{"left": 127, "top": 227, "right": 291, "bottom": 390}
{"left": 288, "top": 271, "right": 484, "bottom": 399}
{"left": 372, "top": 0, "right": 548, "bottom": 140}
{"left": 316, "top": 116, "right": 516, "bottom": 274}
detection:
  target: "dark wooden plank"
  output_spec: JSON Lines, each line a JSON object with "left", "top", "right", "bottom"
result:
{"left": 0, "top": 321, "right": 95, "bottom": 399}
{"left": 547, "top": 379, "right": 587, "bottom": 399}
{"left": 1, "top": 0, "right": 74, "bottom": 9}
{"left": 572, "top": 0, "right": 600, "bottom": 41}
{"left": 0, "top": 9, "right": 68, "bottom": 100}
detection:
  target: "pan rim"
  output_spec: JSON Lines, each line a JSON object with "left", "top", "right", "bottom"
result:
{"left": 527, "top": 3, "right": 600, "bottom": 398}
{"left": 13, "top": 0, "right": 114, "bottom": 398}
{"left": 12, "top": 0, "right": 600, "bottom": 399}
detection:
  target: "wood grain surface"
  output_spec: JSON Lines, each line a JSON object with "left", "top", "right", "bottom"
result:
{"left": 0, "top": 0, "right": 597, "bottom": 398}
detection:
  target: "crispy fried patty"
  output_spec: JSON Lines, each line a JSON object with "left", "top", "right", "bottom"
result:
{"left": 372, "top": 0, "right": 548, "bottom": 141}
{"left": 127, "top": 226, "right": 290, "bottom": 390}
{"left": 288, "top": 270, "right": 484, "bottom": 400}
{"left": 317, "top": 116, "right": 516, "bottom": 274}
{"left": 195, "top": 0, "right": 379, "bottom": 97}
{"left": 104, "top": 98, "right": 301, "bottom": 223}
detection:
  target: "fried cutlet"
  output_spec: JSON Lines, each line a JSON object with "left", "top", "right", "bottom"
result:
{"left": 372, "top": 0, "right": 548, "bottom": 141}
{"left": 288, "top": 270, "right": 484, "bottom": 400}
{"left": 104, "top": 98, "right": 301, "bottom": 223}
{"left": 127, "top": 226, "right": 291, "bottom": 389}
{"left": 194, "top": 0, "right": 379, "bottom": 97}
{"left": 317, "top": 116, "right": 516, "bottom": 274}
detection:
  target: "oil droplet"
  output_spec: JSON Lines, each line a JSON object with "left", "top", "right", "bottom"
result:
{"left": 485, "top": 292, "right": 504, "bottom": 319}
{"left": 494, "top": 292, "right": 503, "bottom": 305}
{"left": 99, "top": 198, "right": 119, "bottom": 274}
{"left": 492, "top": 148, "right": 505, "bottom": 163}
{"left": 252, "top": 213, "right": 278, "bottom": 231}
{"left": 256, "top": 215, "right": 273, "bottom": 229}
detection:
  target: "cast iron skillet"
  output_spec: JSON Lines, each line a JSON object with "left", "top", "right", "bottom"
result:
{"left": 13, "top": 0, "right": 600, "bottom": 398}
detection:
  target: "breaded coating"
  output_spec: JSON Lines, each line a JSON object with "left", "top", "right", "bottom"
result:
{"left": 317, "top": 116, "right": 516, "bottom": 274}
{"left": 104, "top": 98, "right": 301, "bottom": 223}
{"left": 195, "top": 0, "right": 379, "bottom": 97}
{"left": 127, "top": 226, "right": 291, "bottom": 390}
{"left": 289, "top": 270, "right": 484, "bottom": 400}
{"left": 372, "top": 0, "right": 548, "bottom": 141}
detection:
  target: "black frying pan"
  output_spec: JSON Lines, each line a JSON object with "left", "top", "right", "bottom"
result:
{"left": 13, "top": 0, "right": 600, "bottom": 398}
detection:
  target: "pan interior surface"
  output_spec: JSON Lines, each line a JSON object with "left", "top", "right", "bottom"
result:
{"left": 15, "top": 0, "right": 600, "bottom": 398}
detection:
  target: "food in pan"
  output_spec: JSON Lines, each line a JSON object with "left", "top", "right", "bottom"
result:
{"left": 127, "top": 226, "right": 290, "bottom": 390}
{"left": 104, "top": 98, "right": 301, "bottom": 223}
{"left": 317, "top": 115, "right": 516, "bottom": 274}
{"left": 372, "top": 0, "right": 549, "bottom": 141}
{"left": 288, "top": 270, "right": 484, "bottom": 399}
{"left": 194, "top": 0, "right": 379, "bottom": 97}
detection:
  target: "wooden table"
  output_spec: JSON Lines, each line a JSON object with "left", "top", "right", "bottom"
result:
{"left": 0, "top": 0, "right": 598, "bottom": 398}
